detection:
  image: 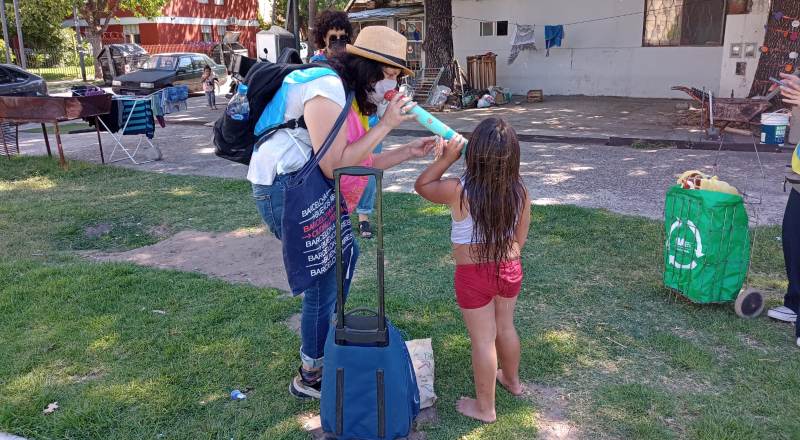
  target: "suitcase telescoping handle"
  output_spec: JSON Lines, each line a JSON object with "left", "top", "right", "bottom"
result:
{"left": 334, "top": 166, "right": 388, "bottom": 346}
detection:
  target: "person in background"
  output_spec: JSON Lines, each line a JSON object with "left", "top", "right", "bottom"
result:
{"left": 356, "top": 66, "right": 402, "bottom": 238}
{"left": 201, "top": 65, "right": 219, "bottom": 110}
{"left": 767, "top": 72, "right": 800, "bottom": 348}
{"left": 310, "top": 10, "right": 352, "bottom": 63}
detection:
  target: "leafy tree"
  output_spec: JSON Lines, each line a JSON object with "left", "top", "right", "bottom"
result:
{"left": 72, "top": 0, "right": 169, "bottom": 75}
{"left": 271, "top": 0, "right": 349, "bottom": 42}
{"left": 4, "top": 0, "right": 74, "bottom": 50}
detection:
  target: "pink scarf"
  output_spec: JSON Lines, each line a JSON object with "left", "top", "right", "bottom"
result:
{"left": 339, "top": 104, "right": 374, "bottom": 212}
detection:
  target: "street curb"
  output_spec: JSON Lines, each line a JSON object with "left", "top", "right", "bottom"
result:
{"left": 394, "top": 129, "right": 793, "bottom": 154}
{"left": 607, "top": 136, "right": 792, "bottom": 153}
{"left": 161, "top": 122, "right": 794, "bottom": 154}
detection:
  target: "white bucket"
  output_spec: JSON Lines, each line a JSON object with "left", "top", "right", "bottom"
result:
{"left": 761, "top": 112, "right": 791, "bottom": 145}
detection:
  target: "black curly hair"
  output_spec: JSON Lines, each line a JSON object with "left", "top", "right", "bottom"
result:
{"left": 313, "top": 10, "right": 353, "bottom": 50}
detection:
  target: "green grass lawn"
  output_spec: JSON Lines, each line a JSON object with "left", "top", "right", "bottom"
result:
{"left": 1, "top": 157, "right": 798, "bottom": 439}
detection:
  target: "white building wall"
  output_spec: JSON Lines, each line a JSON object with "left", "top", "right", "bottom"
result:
{"left": 719, "top": 0, "right": 770, "bottom": 98}
{"left": 452, "top": 0, "right": 766, "bottom": 98}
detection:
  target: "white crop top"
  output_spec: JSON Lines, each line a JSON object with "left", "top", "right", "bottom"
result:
{"left": 451, "top": 179, "right": 480, "bottom": 245}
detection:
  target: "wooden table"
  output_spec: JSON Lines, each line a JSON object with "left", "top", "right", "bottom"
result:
{"left": 0, "top": 94, "right": 113, "bottom": 169}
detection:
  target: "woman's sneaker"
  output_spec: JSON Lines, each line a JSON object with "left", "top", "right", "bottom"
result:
{"left": 767, "top": 306, "right": 797, "bottom": 323}
{"left": 290, "top": 367, "right": 322, "bottom": 399}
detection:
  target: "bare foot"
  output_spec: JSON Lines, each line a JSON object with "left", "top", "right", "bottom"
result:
{"left": 456, "top": 397, "right": 496, "bottom": 423}
{"left": 496, "top": 369, "right": 524, "bottom": 396}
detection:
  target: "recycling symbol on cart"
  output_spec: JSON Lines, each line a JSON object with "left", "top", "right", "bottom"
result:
{"left": 667, "top": 219, "right": 705, "bottom": 270}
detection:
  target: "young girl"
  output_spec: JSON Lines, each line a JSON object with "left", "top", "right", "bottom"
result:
{"left": 201, "top": 65, "right": 219, "bottom": 110}
{"left": 415, "top": 118, "right": 531, "bottom": 423}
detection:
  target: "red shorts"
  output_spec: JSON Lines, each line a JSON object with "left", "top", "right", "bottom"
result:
{"left": 454, "top": 260, "right": 523, "bottom": 309}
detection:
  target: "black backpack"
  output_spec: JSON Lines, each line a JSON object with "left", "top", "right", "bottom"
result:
{"left": 213, "top": 54, "right": 322, "bottom": 165}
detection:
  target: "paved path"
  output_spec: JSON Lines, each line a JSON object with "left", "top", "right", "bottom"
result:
{"left": 12, "top": 95, "right": 791, "bottom": 225}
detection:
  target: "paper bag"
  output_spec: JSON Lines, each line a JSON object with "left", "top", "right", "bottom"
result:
{"left": 405, "top": 338, "right": 437, "bottom": 409}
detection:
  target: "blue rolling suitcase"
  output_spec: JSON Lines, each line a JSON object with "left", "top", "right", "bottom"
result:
{"left": 320, "top": 166, "right": 420, "bottom": 439}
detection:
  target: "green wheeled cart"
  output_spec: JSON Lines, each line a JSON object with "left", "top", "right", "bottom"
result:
{"left": 663, "top": 185, "right": 764, "bottom": 318}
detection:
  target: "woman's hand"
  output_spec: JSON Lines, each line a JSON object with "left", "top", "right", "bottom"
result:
{"left": 779, "top": 73, "right": 800, "bottom": 106}
{"left": 405, "top": 136, "right": 437, "bottom": 158}
{"left": 379, "top": 93, "right": 417, "bottom": 130}
{"left": 437, "top": 134, "right": 467, "bottom": 161}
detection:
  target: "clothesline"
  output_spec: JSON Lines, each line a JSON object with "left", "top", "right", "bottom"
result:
{"left": 451, "top": 0, "right": 722, "bottom": 28}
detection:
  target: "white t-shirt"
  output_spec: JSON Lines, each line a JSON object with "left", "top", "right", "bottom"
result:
{"left": 247, "top": 75, "right": 346, "bottom": 185}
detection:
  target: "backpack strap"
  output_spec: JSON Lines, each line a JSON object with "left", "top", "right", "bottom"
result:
{"left": 257, "top": 116, "right": 307, "bottom": 141}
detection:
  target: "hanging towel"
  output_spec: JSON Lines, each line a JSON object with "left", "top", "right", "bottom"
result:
{"left": 545, "top": 25, "right": 564, "bottom": 56}
{"left": 151, "top": 90, "right": 166, "bottom": 128}
{"left": 120, "top": 99, "right": 155, "bottom": 139}
{"left": 508, "top": 24, "right": 537, "bottom": 65}
{"left": 162, "top": 86, "right": 189, "bottom": 114}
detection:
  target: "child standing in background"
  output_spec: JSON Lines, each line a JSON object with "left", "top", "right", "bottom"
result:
{"left": 415, "top": 118, "right": 531, "bottom": 423}
{"left": 201, "top": 65, "right": 219, "bottom": 110}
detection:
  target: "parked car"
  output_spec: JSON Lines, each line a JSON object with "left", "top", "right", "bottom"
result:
{"left": 0, "top": 64, "right": 47, "bottom": 96}
{"left": 111, "top": 53, "right": 227, "bottom": 95}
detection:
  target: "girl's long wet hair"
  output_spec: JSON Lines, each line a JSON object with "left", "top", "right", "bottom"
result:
{"left": 461, "top": 118, "right": 526, "bottom": 265}
{"left": 326, "top": 54, "right": 385, "bottom": 116}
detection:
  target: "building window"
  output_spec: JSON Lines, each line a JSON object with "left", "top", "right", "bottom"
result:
{"left": 352, "top": 20, "right": 388, "bottom": 40}
{"left": 198, "top": 0, "right": 208, "bottom": 4}
{"left": 201, "top": 25, "right": 213, "bottom": 42}
{"left": 643, "top": 0, "right": 726, "bottom": 47}
{"left": 496, "top": 21, "right": 508, "bottom": 36}
{"left": 214, "top": 0, "right": 224, "bottom": 4}
{"left": 123, "top": 24, "right": 141, "bottom": 44}
{"left": 218, "top": 25, "right": 227, "bottom": 39}
{"left": 480, "top": 21, "right": 494, "bottom": 36}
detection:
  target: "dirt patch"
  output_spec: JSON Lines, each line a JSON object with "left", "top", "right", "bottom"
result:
{"left": 86, "top": 228, "right": 290, "bottom": 292}
{"left": 84, "top": 223, "right": 112, "bottom": 239}
{"left": 285, "top": 313, "right": 301, "bottom": 336}
{"left": 69, "top": 369, "right": 105, "bottom": 384}
{"left": 525, "top": 383, "right": 580, "bottom": 440}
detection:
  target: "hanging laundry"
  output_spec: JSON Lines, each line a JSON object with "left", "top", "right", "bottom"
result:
{"left": 508, "top": 24, "right": 537, "bottom": 65}
{"left": 151, "top": 90, "right": 166, "bottom": 128}
{"left": 119, "top": 99, "right": 156, "bottom": 139}
{"left": 545, "top": 25, "right": 565, "bottom": 56}
{"left": 162, "top": 86, "right": 189, "bottom": 114}
{"left": 92, "top": 99, "right": 121, "bottom": 133}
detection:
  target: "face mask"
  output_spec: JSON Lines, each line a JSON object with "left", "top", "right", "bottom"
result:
{"left": 374, "top": 79, "right": 398, "bottom": 99}
{"left": 368, "top": 79, "right": 398, "bottom": 108}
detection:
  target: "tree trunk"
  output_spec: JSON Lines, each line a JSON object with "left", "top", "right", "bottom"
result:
{"left": 271, "top": 0, "right": 279, "bottom": 27}
{"left": 749, "top": 0, "right": 800, "bottom": 101}
{"left": 308, "top": 0, "right": 317, "bottom": 54}
{"left": 422, "top": 0, "right": 454, "bottom": 87}
{"left": 86, "top": 31, "right": 104, "bottom": 78}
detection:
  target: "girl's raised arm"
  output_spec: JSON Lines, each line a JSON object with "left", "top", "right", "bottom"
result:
{"left": 415, "top": 136, "right": 466, "bottom": 205}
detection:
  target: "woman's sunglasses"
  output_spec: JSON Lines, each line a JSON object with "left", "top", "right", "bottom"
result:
{"left": 327, "top": 34, "right": 350, "bottom": 44}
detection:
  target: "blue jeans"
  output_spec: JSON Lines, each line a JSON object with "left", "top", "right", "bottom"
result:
{"left": 356, "top": 141, "right": 383, "bottom": 216}
{"left": 252, "top": 174, "right": 359, "bottom": 368}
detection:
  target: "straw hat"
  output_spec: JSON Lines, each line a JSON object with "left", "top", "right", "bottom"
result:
{"left": 346, "top": 26, "right": 414, "bottom": 76}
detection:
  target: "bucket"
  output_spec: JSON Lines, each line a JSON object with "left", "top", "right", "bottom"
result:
{"left": 761, "top": 112, "right": 790, "bottom": 145}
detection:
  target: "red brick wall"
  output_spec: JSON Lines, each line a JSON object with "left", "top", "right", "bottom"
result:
{"left": 163, "top": 0, "right": 258, "bottom": 20}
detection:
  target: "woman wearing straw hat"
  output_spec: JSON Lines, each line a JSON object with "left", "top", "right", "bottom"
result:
{"left": 248, "top": 26, "right": 440, "bottom": 399}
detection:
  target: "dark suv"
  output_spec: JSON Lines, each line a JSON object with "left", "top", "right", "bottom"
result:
{"left": 0, "top": 64, "right": 47, "bottom": 96}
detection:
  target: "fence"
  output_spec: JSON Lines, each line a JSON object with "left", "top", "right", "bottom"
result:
{"left": 140, "top": 42, "right": 216, "bottom": 56}
{"left": 2, "top": 47, "right": 94, "bottom": 81}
